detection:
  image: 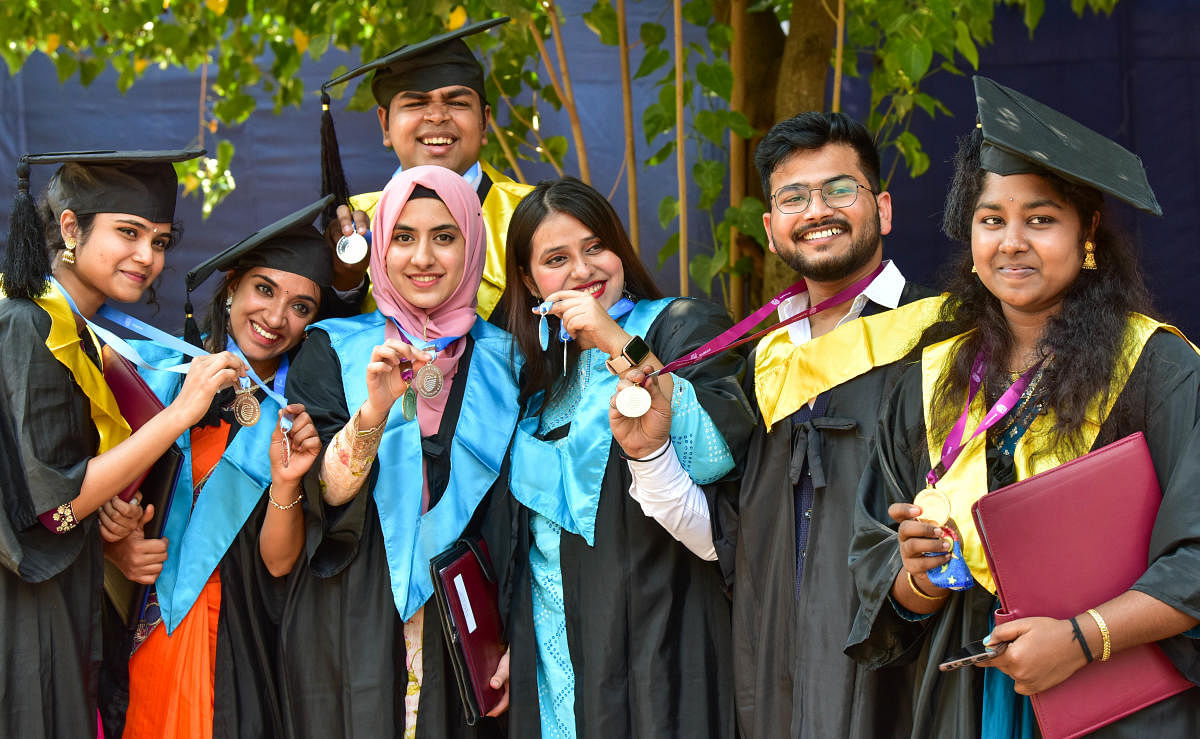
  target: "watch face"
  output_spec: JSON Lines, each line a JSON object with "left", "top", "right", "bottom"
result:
{"left": 625, "top": 335, "right": 651, "bottom": 365}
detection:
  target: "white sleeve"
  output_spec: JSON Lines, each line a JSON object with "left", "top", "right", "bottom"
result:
{"left": 626, "top": 442, "right": 717, "bottom": 561}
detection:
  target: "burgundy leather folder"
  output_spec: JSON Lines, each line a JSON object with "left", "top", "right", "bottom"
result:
{"left": 430, "top": 538, "right": 506, "bottom": 725}
{"left": 102, "top": 345, "right": 185, "bottom": 624}
{"left": 972, "top": 432, "right": 1193, "bottom": 739}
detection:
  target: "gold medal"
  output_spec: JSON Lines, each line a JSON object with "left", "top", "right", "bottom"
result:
{"left": 615, "top": 385, "right": 652, "bottom": 418}
{"left": 413, "top": 363, "right": 444, "bottom": 399}
{"left": 913, "top": 487, "right": 951, "bottom": 526}
{"left": 232, "top": 387, "right": 261, "bottom": 426}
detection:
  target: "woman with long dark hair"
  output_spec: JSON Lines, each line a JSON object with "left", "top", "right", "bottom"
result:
{"left": 493, "top": 177, "right": 753, "bottom": 738}
{"left": 0, "top": 150, "right": 245, "bottom": 737}
{"left": 848, "top": 78, "right": 1200, "bottom": 737}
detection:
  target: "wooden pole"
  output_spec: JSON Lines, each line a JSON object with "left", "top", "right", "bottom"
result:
{"left": 832, "top": 0, "right": 845, "bottom": 112}
{"left": 728, "top": 0, "right": 747, "bottom": 318}
{"left": 673, "top": 0, "right": 688, "bottom": 296}
{"left": 488, "top": 114, "right": 526, "bottom": 182}
{"left": 538, "top": 4, "right": 592, "bottom": 183}
{"left": 615, "top": 0, "right": 640, "bottom": 254}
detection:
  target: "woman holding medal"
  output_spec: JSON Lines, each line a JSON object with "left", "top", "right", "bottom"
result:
{"left": 848, "top": 77, "right": 1200, "bottom": 737}
{"left": 491, "top": 177, "right": 753, "bottom": 738}
{"left": 277, "top": 165, "right": 518, "bottom": 738}
{"left": 106, "top": 198, "right": 332, "bottom": 738}
{"left": 0, "top": 150, "right": 249, "bottom": 738}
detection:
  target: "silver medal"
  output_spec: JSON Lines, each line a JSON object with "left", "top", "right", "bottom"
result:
{"left": 282, "top": 430, "right": 291, "bottom": 468}
{"left": 615, "top": 385, "right": 652, "bottom": 418}
{"left": 335, "top": 232, "right": 369, "bottom": 264}
{"left": 414, "top": 363, "right": 444, "bottom": 399}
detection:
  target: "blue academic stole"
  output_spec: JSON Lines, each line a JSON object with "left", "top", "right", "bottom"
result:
{"left": 509, "top": 298, "right": 676, "bottom": 546}
{"left": 133, "top": 341, "right": 277, "bottom": 634}
{"left": 317, "top": 311, "right": 521, "bottom": 620}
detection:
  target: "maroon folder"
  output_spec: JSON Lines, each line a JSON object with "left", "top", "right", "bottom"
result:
{"left": 972, "top": 432, "right": 1193, "bottom": 739}
{"left": 430, "top": 538, "right": 506, "bottom": 725}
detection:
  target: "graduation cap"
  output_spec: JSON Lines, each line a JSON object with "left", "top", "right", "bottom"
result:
{"left": 3, "top": 148, "right": 204, "bottom": 301}
{"left": 182, "top": 195, "right": 335, "bottom": 347}
{"left": 319, "top": 17, "right": 509, "bottom": 227}
{"left": 974, "top": 76, "right": 1162, "bottom": 216}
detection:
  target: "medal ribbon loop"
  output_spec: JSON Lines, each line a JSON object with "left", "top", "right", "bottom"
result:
{"left": 533, "top": 296, "right": 636, "bottom": 343}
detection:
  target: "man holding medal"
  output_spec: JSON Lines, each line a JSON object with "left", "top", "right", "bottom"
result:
{"left": 318, "top": 17, "right": 533, "bottom": 324}
{"left": 613, "top": 112, "right": 944, "bottom": 738}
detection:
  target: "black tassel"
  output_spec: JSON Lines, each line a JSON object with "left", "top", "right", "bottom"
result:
{"left": 183, "top": 294, "right": 204, "bottom": 349}
{"left": 1, "top": 157, "right": 51, "bottom": 299}
{"left": 320, "top": 90, "right": 352, "bottom": 231}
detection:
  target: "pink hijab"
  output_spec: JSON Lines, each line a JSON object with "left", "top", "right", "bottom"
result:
{"left": 369, "top": 165, "right": 484, "bottom": 437}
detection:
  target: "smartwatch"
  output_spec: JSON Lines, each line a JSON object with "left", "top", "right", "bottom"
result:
{"left": 606, "top": 335, "right": 651, "bottom": 375}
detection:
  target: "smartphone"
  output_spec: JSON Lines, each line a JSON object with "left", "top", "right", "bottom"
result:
{"left": 937, "top": 639, "right": 1009, "bottom": 672}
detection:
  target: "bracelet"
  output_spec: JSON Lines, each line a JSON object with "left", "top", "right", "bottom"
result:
{"left": 52, "top": 502, "right": 78, "bottom": 533}
{"left": 268, "top": 484, "right": 304, "bottom": 511}
{"left": 618, "top": 441, "right": 672, "bottom": 463}
{"left": 906, "top": 571, "right": 948, "bottom": 602}
{"left": 1069, "top": 615, "right": 1094, "bottom": 663}
{"left": 1086, "top": 608, "right": 1112, "bottom": 662}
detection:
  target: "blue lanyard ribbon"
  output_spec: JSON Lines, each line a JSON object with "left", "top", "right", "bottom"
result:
{"left": 535, "top": 296, "right": 636, "bottom": 342}
{"left": 388, "top": 317, "right": 462, "bottom": 360}
{"left": 224, "top": 336, "right": 292, "bottom": 431}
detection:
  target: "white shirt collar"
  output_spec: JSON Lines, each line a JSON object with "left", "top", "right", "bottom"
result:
{"left": 777, "top": 260, "right": 907, "bottom": 346}
{"left": 390, "top": 161, "right": 483, "bottom": 190}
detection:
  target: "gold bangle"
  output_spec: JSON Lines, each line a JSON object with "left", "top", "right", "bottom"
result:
{"left": 906, "top": 571, "right": 948, "bottom": 602}
{"left": 52, "top": 502, "right": 78, "bottom": 533}
{"left": 1086, "top": 608, "right": 1112, "bottom": 662}
{"left": 268, "top": 484, "right": 304, "bottom": 511}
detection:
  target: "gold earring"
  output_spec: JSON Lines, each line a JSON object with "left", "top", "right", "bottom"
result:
{"left": 970, "top": 264, "right": 977, "bottom": 274}
{"left": 1083, "top": 240, "right": 1098, "bottom": 270}
{"left": 62, "top": 237, "right": 77, "bottom": 265}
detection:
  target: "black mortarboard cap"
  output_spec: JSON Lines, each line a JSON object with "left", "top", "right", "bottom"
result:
{"left": 974, "top": 76, "right": 1162, "bottom": 216}
{"left": 183, "top": 195, "right": 334, "bottom": 346}
{"left": 3, "top": 148, "right": 203, "bottom": 300}
{"left": 318, "top": 17, "right": 508, "bottom": 228}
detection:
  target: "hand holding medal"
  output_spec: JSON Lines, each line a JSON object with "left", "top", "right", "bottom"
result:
{"left": 363, "top": 338, "right": 434, "bottom": 425}
{"left": 270, "top": 405, "right": 322, "bottom": 483}
{"left": 609, "top": 364, "right": 674, "bottom": 459}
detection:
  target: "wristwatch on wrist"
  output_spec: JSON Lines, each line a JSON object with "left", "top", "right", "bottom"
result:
{"left": 605, "top": 335, "right": 651, "bottom": 375}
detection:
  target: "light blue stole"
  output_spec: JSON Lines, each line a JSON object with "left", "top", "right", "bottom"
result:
{"left": 133, "top": 341, "right": 277, "bottom": 634}
{"left": 509, "top": 298, "right": 681, "bottom": 546}
{"left": 314, "top": 311, "right": 520, "bottom": 620}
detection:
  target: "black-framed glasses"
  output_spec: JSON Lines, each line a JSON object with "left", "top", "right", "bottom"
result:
{"left": 771, "top": 176, "right": 874, "bottom": 214}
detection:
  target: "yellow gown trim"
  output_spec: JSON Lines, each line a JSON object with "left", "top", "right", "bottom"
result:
{"left": 347, "top": 161, "right": 534, "bottom": 320}
{"left": 919, "top": 313, "right": 1194, "bottom": 593}
{"left": 754, "top": 295, "right": 947, "bottom": 431}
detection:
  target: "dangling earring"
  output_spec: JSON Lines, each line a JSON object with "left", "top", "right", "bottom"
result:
{"left": 225, "top": 293, "right": 234, "bottom": 311}
{"left": 62, "top": 237, "right": 77, "bottom": 265}
{"left": 1082, "top": 240, "right": 1098, "bottom": 270}
{"left": 970, "top": 264, "right": 977, "bottom": 274}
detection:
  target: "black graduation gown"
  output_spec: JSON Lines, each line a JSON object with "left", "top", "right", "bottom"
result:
{"left": 278, "top": 329, "right": 504, "bottom": 739}
{"left": 489, "top": 297, "right": 755, "bottom": 739}
{"left": 709, "top": 283, "right": 932, "bottom": 739}
{"left": 0, "top": 297, "right": 105, "bottom": 738}
{"left": 848, "top": 330, "right": 1200, "bottom": 737}
{"left": 98, "top": 387, "right": 292, "bottom": 739}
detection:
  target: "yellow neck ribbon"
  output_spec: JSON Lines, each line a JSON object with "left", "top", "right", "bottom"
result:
{"left": 920, "top": 313, "right": 1193, "bottom": 592}
{"left": 754, "top": 295, "right": 947, "bottom": 431}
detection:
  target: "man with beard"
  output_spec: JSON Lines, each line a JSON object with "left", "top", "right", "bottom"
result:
{"left": 318, "top": 17, "right": 532, "bottom": 322}
{"left": 611, "top": 112, "right": 944, "bottom": 737}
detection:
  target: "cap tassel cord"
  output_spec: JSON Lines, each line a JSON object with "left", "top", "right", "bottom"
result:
{"left": 2, "top": 157, "right": 52, "bottom": 299}
{"left": 319, "top": 90, "right": 352, "bottom": 231}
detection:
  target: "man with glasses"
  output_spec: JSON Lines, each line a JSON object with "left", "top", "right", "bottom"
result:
{"left": 614, "top": 112, "right": 943, "bottom": 737}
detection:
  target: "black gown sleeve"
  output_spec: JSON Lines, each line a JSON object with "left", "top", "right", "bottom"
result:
{"left": 845, "top": 363, "right": 933, "bottom": 668}
{"left": 0, "top": 299, "right": 98, "bottom": 582}
{"left": 285, "top": 328, "right": 379, "bottom": 577}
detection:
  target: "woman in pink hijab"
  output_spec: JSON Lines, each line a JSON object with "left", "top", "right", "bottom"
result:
{"left": 270, "top": 165, "right": 521, "bottom": 739}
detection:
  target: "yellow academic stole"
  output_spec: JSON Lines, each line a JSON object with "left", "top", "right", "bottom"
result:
{"left": 920, "top": 314, "right": 1194, "bottom": 592}
{"left": 754, "top": 295, "right": 947, "bottom": 430}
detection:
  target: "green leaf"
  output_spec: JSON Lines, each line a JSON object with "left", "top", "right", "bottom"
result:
{"left": 954, "top": 20, "right": 979, "bottom": 69}
{"left": 645, "top": 140, "right": 676, "bottom": 166}
{"left": 695, "top": 59, "right": 733, "bottom": 102}
{"left": 634, "top": 46, "right": 669, "bottom": 80}
{"left": 725, "top": 197, "right": 767, "bottom": 248}
{"left": 732, "top": 255, "right": 754, "bottom": 277}
{"left": 52, "top": 53, "right": 78, "bottom": 83}
{"left": 1024, "top": 0, "right": 1046, "bottom": 35}
{"left": 582, "top": 0, "right": 620, "bottom": 46}
{"left": 893, "top": 131, "right": 931, "bottom": 177}
{"left": 213, "top": 91, "right": 257, "bottom": 125}
{"left": 640, "top": 22, "right": 666, "bottom": 48}
{"left": 642, "top": 102, "right": 674, "bottom": 145}
{"left": 658, "top": 195, "right": 679, "bottom": 229}
{"left": 694, "top": 110, "right": 724, "bottom": 147}
{"left": 896, "top": 37, "right": 933, "bottom": 82}
{"left": 689, "top": 253, "right": 714, "bottom": 295}
{"left": 657, "top": 232, "right": 680, "bottom": 270}
{"left": 542, "top": 135, "right": 568, "bottom": 167}
{"left": 694, "top": 159, "right": 726, "bottom": 210}
{"left": 682, "top": 0, "right": 713, "bottom": 27}
{"left": 706, "top": 23, "right": 733, "bottom": 52}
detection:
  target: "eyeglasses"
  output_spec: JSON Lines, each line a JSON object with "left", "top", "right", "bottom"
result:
{"left": 771, "top": 176, "right": 875, "bottom": 214}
